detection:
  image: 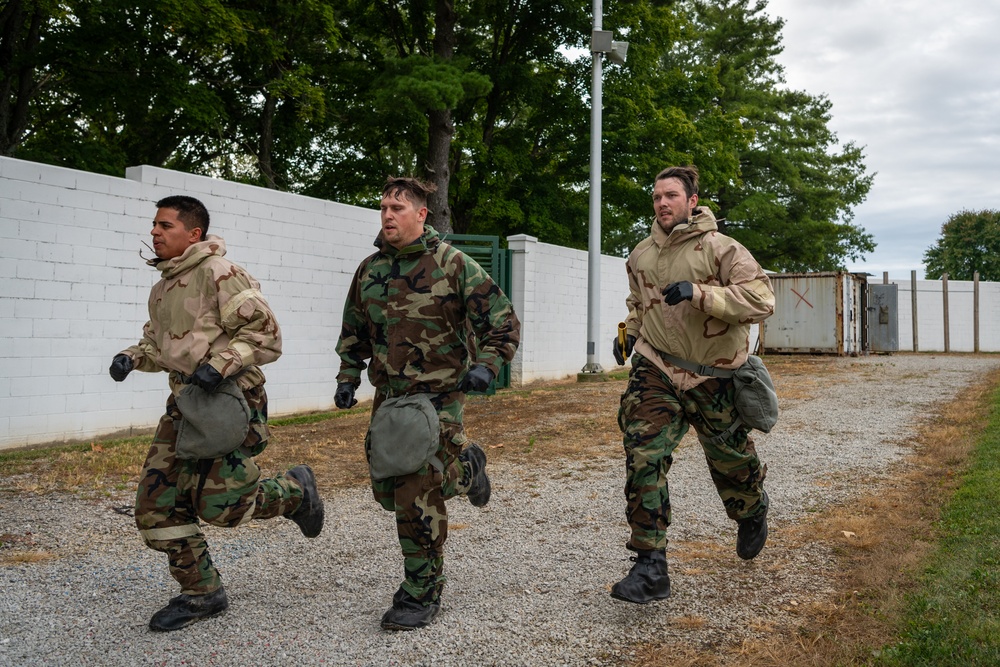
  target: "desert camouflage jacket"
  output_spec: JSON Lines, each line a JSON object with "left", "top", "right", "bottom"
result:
{"left": 624, "top": 207, "right": 774, "bottom": 391}
{"left": 336, "top": 226, "right": 520, "bottom": 396}
{"left": 121, "top": 235, "right": 282, "bottom": 394}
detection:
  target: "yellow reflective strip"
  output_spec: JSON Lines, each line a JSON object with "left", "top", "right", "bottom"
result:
{"left": 220, "top": 289, "right": 262, "bottom": 323}
{"left": 230, "top": 341, "right": 256, "bottom": 365}
{"left": 709, "top": 285, "right": 728, "bottom": 320}
{"left": 140, "top": 524, "right": 202, "bottom": 542}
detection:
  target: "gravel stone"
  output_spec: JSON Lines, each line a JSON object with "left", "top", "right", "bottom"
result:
{"left": 1, "top": 355, "right": 996, "bottom": 666}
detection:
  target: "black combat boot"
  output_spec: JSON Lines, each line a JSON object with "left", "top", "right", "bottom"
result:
{"left": 610, "top": 549, "right": 671, "bottom": 604}
{"left": 736, "top": 491, "right": 769, "bottom": 560}
{"left": 736, "top": 491, "right": 770, "bottom": 560}
{"left": 460, "top": 443, "right": 491, "bottom": 507}
{"left": 285, "top": 464, "right": 325, "bottom": 538}
{"left": 380, "top": 588, "right": 441, "bottom": 631}
{"left": 149, "top": 587, "right": 229, "bottom": 632}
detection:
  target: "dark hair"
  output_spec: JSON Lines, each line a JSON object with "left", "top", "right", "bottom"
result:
{"left": 156, "top": 195, "right": 210, "bottom": 240}
{"left": 654, "top": 165, "right": 699, "bottom": 200}
{"left": 381, "top": 176, "right": 437, "bottom": 210}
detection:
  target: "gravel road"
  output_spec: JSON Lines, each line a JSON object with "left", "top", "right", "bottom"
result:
{"left": 2, "top": 354, "right": 997, "bottom": 667}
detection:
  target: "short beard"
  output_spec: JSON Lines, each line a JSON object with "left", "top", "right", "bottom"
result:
{"left": 657, "top": 212, "right": 688, "bottom": 233}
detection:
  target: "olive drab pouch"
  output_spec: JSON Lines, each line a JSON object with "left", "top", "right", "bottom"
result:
{"left": 175, "top": 379, "right": 251, "bottom": 460}
{"left": 368, "top": 393, "right": 444, "bottom": 480}
{"left": 732, "top": 355, "right": 779, "bottom": 433}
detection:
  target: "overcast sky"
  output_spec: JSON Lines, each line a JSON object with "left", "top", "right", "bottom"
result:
{"left": 763, "top": 0, "right": 1000, "bottom": 278}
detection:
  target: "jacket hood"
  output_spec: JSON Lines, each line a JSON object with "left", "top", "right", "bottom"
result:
{"left": 651, "top": 206, "right": 718, "bottom": 246}
{"left": 150, "top": 235, "right": 227, "bottom": 279}
{"left": 374, "top": 225, "right": 441, "bottom": 256}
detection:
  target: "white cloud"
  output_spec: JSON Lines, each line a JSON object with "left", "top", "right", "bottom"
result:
{"left": 765, "top": 0, "right": 1000, "bottom": 277}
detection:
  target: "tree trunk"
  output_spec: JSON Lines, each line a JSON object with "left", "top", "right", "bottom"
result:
{"left": 425, "top": 0, "right": 456, "bottom": 234}
{"left": 0, "top": 0, "right": 43, "bottom": 156}
{"left": 258, "top": 92, "right": 278, "bottom": 189}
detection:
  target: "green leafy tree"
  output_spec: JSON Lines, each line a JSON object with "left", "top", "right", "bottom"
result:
{"left": 161, "top": 0, "right": 341, "bottom": 190}
{"left": 301, "top": 0, "right": 494, "bottom": 233}
{"left": 10, "top": 0, "right": 340, "bottom": 188}
{"left": 448, "top": 0, "right": 591, "bottom": 244}
{"left": 600, "top": 0, "right": 750, "bottom": 255}
{"left": 924, "top": 209, "right": 1000, "bottom": 281}
{"left": 8, "top": 0, "right": 875, "bottom": 272}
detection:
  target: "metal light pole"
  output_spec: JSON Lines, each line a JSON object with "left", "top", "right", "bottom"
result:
{"left": 578, "top": 0, "right": 628, "bottom": 382}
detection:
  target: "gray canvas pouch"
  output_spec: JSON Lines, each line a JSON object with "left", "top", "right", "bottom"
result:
{"left": 368, "top": 393, "right": 442, "bottom": 480}
{"left": 732, "top": 355, "right": 779, "bottom": 433}
{"left": 175, "top": 379, "right": 251, "bottom": 460}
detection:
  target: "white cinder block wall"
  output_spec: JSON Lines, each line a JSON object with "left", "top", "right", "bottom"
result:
{"left": 508, "top": 235, "right": 629, "bottom": 385}
{"left": 1, "top": 157, "right": 381, "bottom": 449}
{"left": 0, "top": 157, "right": 634, "bottom": 449}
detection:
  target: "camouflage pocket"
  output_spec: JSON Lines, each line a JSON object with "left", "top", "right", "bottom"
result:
{"left": 245, "top": 419, "right": 269, "bottom": 457}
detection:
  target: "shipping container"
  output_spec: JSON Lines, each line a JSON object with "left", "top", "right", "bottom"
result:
{"left": 761, "top": 272, "right": 869, "bottom": 355}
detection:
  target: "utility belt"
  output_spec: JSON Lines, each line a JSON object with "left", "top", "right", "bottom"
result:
{"left": 174, "top": 365, "right": 251, "bottom": 386}
{"left": 657, "top": 351, "right": 736, "bottom": 378}
{"left": 656, "top": 350, "right": 778, "bottom": 445}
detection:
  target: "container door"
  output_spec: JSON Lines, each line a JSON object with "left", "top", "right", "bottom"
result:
{"left": 867, "top": 284, "right": 899, "bottom": 353}
{"left": 762, "top": 274, "right": 840, "bottom": 353}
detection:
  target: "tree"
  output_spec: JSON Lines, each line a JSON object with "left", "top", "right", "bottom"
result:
{"left": 9, "top": 0, "right": 341, "bottom": 188}
{"left": 924, "top": 209, "right": 1000, "bottom": 281}
{"left": 9, "top": 0, "right": 876, "bottom": 272}
{"left": 683, "top": 0, "right": 875, "bottom": 271}
{"left": 301, "top": 0, "right": 493, "bottom": 232}
{"left": 16, "top": 1, "right": 232, "bottom": 175}
{"left": 0, "top": 0, "right": 51, "bottom": 157}
{"left": 448, "top": 0, "right": 592, "bottom": 244}
{"left": 600, "top": 0, "right": 750, "bottom": 255}
{"left": 162, "top": 0, "right": 342, "bottom": 190}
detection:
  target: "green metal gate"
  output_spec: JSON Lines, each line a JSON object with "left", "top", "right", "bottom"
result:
{"left": 443, "top": 233, "right": 513, "bottom": 392}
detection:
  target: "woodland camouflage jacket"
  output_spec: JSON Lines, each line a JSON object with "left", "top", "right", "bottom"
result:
{"left": 624, "top": 207, "right": 774, "bottom": 391}
{"left": 121, "top": 235, "right": 282, "bottom": 394}
{"left": 336, "top": 226, "right": 520, "bottom": 396}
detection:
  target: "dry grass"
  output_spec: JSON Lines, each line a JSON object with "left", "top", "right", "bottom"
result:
{"left": 631, "top": 366, "right": 999, "bottom": 667}
{"left": 763, "top": 356, "right": 845, "bottom": 402}
{"left": 0, "top": 529, "right": 58, "bottom": 566}
{"left": 0, "top": 550, "right": 58, "bottom": 565}
{"left": 0, "top": 438, "right": 147, "bottom": 497}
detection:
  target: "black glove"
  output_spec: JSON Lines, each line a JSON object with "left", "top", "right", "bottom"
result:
{"left": 612, "top": 334, "right": 636, "bottom": 366}
{"left": 334, "top": 382, "right": 358, "bottom": 409}
{"left": 109, "top": 354, "right": 134, "bottom": 382}
{"left": 189, "top": 364, "right": 224, "bottom": 392}
{"left": 458, "top": 365, "right": 494, "bottom": 393}
{"left": 662, "top": 281, "right": 694, "bottom": 306}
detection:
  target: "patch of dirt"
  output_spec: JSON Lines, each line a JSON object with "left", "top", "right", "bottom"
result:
{"left": 256, "top": 376, "right": 629, "bottom": 489}
{"left": 259, "top": 355, "right": 841, "bottom": 492}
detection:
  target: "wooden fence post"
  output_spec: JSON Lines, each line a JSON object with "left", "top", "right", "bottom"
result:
{"left": 943, "top": 273, "right": 950, "bottom": 353}
{"left": 975, "top": 271, "right": 980, "bottom": 353}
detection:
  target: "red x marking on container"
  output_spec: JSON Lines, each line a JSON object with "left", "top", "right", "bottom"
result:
{"left": 791, "top": 287, "right": 813, "bottom": 308}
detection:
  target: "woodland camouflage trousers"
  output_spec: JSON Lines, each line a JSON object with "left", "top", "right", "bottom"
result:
{"left": 367, "top": 390, "right": 475, "bottom": 604}
{"left": 134, "top": 384, "right": 304, "bottom": 595}
{"left": 618, "top": 353, "right": 768, "bottom": 552}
